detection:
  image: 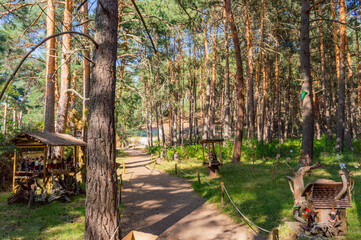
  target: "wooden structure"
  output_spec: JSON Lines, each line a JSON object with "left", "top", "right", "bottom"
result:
{"left": 9, "top": 131, "right": 86, "bottom": 193}
{"left": 200, "top": 139, "right": 223, "bottom": 178}
{"left": 302, "top": 173, "right": 352, "bottom": 234}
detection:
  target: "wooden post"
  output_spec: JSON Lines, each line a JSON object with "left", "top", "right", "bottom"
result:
{"left": 272, "top": 228, "right": 279, "bottom": 240}
{"left": 175, "top": 163, "right": 177, "bottom": 175}
{"left": 208, "top": 143, "right": 211, "bottom": 167}
{"left": 43, "top": 146, "right": 47, "bottom": 192}
{"left": 202, "top": 143, "right": 205, "bottom": 164}
{"left": 197, "top": 170, "right": 200, "bottom": 184}
{"left": 12, "top": 149, "right": 17, "bottom": 193}
{"left": 118, "top": 174, "right": 122, "bottom": 205}
{"left": 218, "top": 142, "right": 223, "bottom": 165}
{"left": 221, "top": 182, "right": 225, "bottom": 205}
{"left": 123, "top": 162, "right": 125, "bottom": 174}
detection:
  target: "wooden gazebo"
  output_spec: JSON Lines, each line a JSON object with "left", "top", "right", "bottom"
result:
{"left": 9, "top": 131, "right": 86, "bottom": 192}
{"left": 200, "top": 139, "right": 224, "bottom": 178}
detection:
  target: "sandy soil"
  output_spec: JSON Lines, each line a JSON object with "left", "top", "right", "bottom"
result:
{"left": 119, "top": 149, "right": 265, "bottom": 240}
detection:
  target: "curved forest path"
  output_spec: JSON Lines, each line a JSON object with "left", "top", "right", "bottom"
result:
{"left": 119, "top": 148, "right": 262, "bottom": 240}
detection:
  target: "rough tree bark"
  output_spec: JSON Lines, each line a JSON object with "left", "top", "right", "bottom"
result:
{"left": 243, "top": 0, "right": 255, "bottom": 139}
{"left": 82, "top": 0, "right": 90, "bottom": 141}
{"left": 336, "top": 0, "right": 347, "bottom": 152}
{"left": 44, "top": 0, "right": 56, "bottom": 133}
{"left": 56, "top": 0, "right": 73, "bottom": 138}
{"left": 300, "top": 0, "right": 314, "bottom": 161}
{"left": 224, "top": 0, "right": 245, "bottom": 163}
{"left": 85, "top": 0, "right": 120, "bottom": 239}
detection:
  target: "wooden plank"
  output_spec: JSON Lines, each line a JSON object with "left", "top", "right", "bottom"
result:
{"left": 201, "top": 143, "right": 205, "bottom": 164}
{"left": 218, "top": 142, "right": 223, "bottom": 165}
{"left": 12, "top": 149, "right": 17, "bottom": 192}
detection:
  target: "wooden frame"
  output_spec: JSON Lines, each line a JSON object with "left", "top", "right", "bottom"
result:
{"left": 200, "top": 139, "right": 224, "bottom": 167}
{"left": 10, "top": 132, "right": 87, "bottom": 193}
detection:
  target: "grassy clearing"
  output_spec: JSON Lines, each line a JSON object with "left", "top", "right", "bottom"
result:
{"left": 0, "top": 158, "right": 129, "bottom": 240}
{"left": 151, "top": 137, "right": 361, "bottom": 239}
{"left": 0, "top": 193, "right": 86, "bottom": 240}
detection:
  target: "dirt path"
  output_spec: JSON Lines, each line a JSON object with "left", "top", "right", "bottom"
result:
{"left": 120, "top": 149, "right": 262, "bottom": 240}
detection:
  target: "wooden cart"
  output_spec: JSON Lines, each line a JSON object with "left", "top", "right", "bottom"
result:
{"left": 9, "top": 131, "right": 86, "bottom": 193}
{"left": 200, "top": 139, "right": 224, "bottom": 178}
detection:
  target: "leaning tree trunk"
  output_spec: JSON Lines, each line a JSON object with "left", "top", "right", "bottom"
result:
{"left": 85, "top": 0, "right": 120, "bottom": 239}
{"left": 224, "top": 0, "right": 245, "bottom": 163}
{"left": 44, "top": 0, "right": 56, "bottom": 133}
{"left": 300, "top": 0, "right": 314, "bottom": 161}
{"left": 336, "top": 0, "right": 347, "bottom": 152}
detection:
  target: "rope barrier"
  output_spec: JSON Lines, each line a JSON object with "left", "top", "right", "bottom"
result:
{"left": 223, "top": 184, "right": 272, "bottom": 234}
{"left": 153, "top": 157, "right": 276, "bottom": 235}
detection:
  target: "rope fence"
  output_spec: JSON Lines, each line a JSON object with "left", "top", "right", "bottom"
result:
{"left": 153, "top": 159, "right": 279, "bottom": 239}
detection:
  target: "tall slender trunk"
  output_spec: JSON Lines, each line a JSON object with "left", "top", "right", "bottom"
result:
{"left": 356, "top": 17, "right": 361, "bottom": 137}
{"left": 284, "top": 54, "right": 292, "bottom": 139}
{"left": 318, "top": 5, "right": 331, "bottom": 140}
{"left": 188, "top": 35, "right": 193, "bottom": 144}
{"left": 336, "top": 0, "right": 347, "bottom": 152}
{"left": 345, "top": 42, "right": 353, "bottom": 147}
{"left": 259, "top": 0, "right": 266, "bottom": 143}
{"left": 223, "top": 8, "right": 231, "bottom": 139}
{"left": 300, "top": 0, "right": 314, "bottom": 162}
{"left": 44, "top": 0, "right": 56, "bottom": 133}
{"left": 85, "top": 0, "right": 120, "bottom": 238}
{"left": 2, "top": 94, "right": 8, "bottom": 135}
{"left": 224, "top": 0, "right": 245, "bottom": 163}
{"left": 330, "top": 0, "right": 340, "bottom": 80}
{"left": 56, "top": 0, "right": 73, "bottom": 136}
{"left": 156, "top": 103, "right": 160, "bottom": 145}
{"left": 210, "top": 19, "right": 217, "bottom": 138}
{"left": 82, "top": 0, "right": 90, "bottom": 141}
{"left": 160, "top": 104, "right": 166, "bottom": 147}
{"left": 244, "top": 0, "right": 254, "bottom": 139}
{"left": 202, "top": 15, "right": 211, "bottom": 139}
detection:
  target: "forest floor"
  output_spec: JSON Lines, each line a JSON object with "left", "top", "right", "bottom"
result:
{"left": 119, "top": 148, "right": 263, "bottom": 240}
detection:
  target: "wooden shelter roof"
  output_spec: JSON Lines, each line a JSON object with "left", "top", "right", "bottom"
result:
{"left": 9, "top": 132, "right": 86, "bottom": 147}
{"left": 200, "top": 139, "right": 224, "bottom": 144}
{"left": 302, "top": 179, "right": 352, "bottom": 209}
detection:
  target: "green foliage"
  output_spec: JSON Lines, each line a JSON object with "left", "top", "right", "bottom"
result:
{"left": 155, "top": 137, "right": 361, "bottom": 239}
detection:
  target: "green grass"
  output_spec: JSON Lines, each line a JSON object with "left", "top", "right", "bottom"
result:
{"left": 0, "top": 189, "right": 126, "bottom": 239}
{"left": 152, "top": 138, "right": 361, "bottom": 239}
{"left": 0, "top": 193, "right": 86, "bottom": 240}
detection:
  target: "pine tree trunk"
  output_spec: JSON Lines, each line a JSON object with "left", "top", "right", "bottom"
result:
{"left": 224, "top": 0, "right": 245, "bottom": 163}
{"left": 56, "top": 0, "right": 73, "bottom": 137}
{"left": 356, "top": 18, "right": 361, "bottom": 138}
{"left": 210, "top": 18, "right": 217, "bottom": 138}
{"left": 82, "top": 0, "right": 90, "bottom": 141}
{"left": 44, "top": 0, "right": 56, "bottom": 133}
{"left": 300, "top": 0, "right": 314, "bottom": 161}
{"left": 336, "top": 0, "right": 347, "bottom": 152}
{"left": 284, "top": 54, "right": 292, "bottom": 140}
{"left": 223, "top": 8, "right": 231, "bottom": 139}
{"left": 244, "top": 0, "right": 255, "bottom": 139}
{"left": 259, "top": 0, "right": 267, "bottom": 143}
{"left": 188, "top": 36, "right": 193, "bottom": 144}
{"left": 318, "top": 5, "right": 332, "bottom": 140}
{"left": 202, "top": 15, "right": 211, "bottom": 139}
{"left": 85, "top": 0, "right": 120, "bottom": 239}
